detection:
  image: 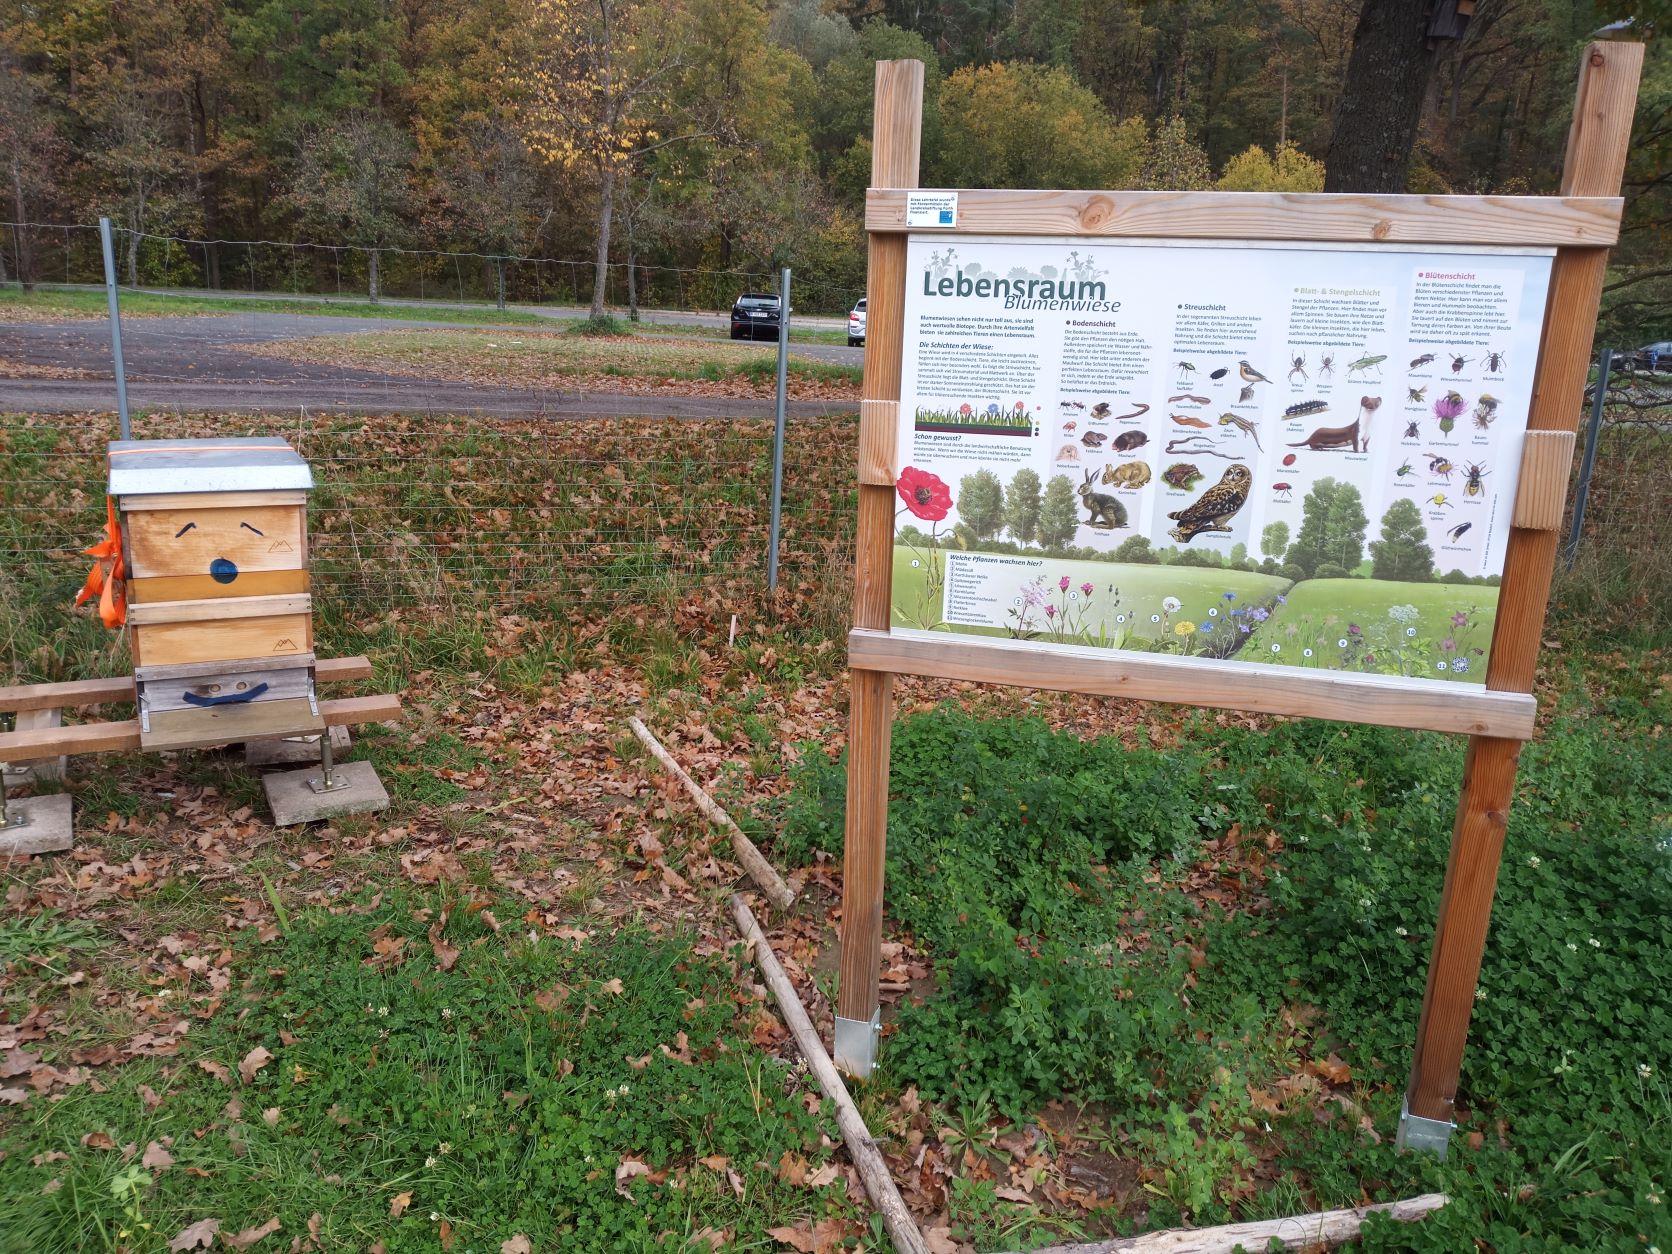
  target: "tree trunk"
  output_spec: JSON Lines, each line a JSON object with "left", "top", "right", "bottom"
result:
{"left": 369, "top": 249, "right": 380, "bottom": 303}
{"left": 495, "top": 256, "right": 506, "bottom": 310}
{"left": 1323, "top": 0, "right": 1442, "bottom": 193}
{"left": 591, "top": 162, "right": 615, "bottom": 319}
{"left": 125, "top": 220, "right": 140, "bottom": 286}
{"left": 627, "top": 247, "right": 639, "bottom": 322}
{"left": 9, "top": 157, "right": 32, "bottom": 292}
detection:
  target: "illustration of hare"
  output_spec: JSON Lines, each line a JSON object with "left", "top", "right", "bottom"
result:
{"left": 1079, "top": 470, "right": 1128, "bottom": 529}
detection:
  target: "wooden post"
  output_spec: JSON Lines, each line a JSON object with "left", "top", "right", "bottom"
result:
{"left": 834, "top": 58, "right": 923, "bottom": 1079}
{"left": 1398, "top": 39, "right": 1642, "bottom": 1154}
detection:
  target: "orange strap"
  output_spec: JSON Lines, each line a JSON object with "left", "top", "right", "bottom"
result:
{"left": 74, "top": 497, "right": 127, "bottom": 629}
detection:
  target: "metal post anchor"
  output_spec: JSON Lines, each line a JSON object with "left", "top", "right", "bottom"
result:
{"left": 306, "top": 732, "right": 351, "bottom": 795}
{"left": 1, "top": 788, "right": 27, "bottom": 830}
{"left": 1395, "top": 1095, "right": 1455, "bottom": 1157}
{"left": 832, "top": 1010, "right": 881, "bottom": 1080}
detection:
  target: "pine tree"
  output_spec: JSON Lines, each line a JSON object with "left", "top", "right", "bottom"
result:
{"left": 1369, "top": 498, "right": 1435, "bottom": 581}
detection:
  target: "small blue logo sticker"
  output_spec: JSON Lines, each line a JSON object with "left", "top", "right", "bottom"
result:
{"left": 938, "top": 209, "right": 954, "bottom": 224}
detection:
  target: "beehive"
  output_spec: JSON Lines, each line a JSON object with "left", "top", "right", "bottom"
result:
{"left": 109, "top": 438, "right": 324, "bottom": 752}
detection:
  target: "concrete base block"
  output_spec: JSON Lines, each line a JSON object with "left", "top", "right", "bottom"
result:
{"left": 245, "top": 725, "right": 351, "bottom": 768}
{"left": 264, "top": 759, "right": 389, "bottom": 826}
{"left": 0, "top": 793, "right": 74, "bottom": 855}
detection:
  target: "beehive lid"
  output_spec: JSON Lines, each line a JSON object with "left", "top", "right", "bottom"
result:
{"left": 108, "top": 438, "right": 313, "bottom": 497}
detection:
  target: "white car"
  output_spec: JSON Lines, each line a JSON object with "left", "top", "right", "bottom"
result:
{"left": 847, "top": 298, "right": 867, "bottom": 347}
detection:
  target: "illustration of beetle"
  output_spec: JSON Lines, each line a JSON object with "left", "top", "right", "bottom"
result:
{"left": 1176, "top": 361, "right": 1199, "bottom": 383}
{"left": 1408, "top": 385, "right": 1428, "bottom": 404}
{"left": 1347, "top": 353, "right": 1387, "bottom": 381}
{"left": 1447, "top": 351, "right": 1472, "bottom": 374}
{"left": 1209, "top": 366, "right": 1229, "bottom": 380}
{"left": 1463, "top": 462, "right": 1488, "bottom": 497}
{"left": 1287, "top": 353, "right": 1308, "bottom": 383}
{"left": 1410, "top": 352, "right": 1438, "bottom": 370}
{"left": 1425, "top": 453, "right": 1455, "bottom": 480}
{"left": 1483, "top": 349, "right": 1508, "bottom": 372}
{"left": 1272, "top": 482, "right": 1293, "bottom": 500}
{"left": 1396, "top": 459, "right": 1415, "bottom": 477}
{"left": 1447, "top": 521, "right": 1472, "bottom": 542}
{"left": 1318, "top": 351, "right": 1336, "bottom": 381}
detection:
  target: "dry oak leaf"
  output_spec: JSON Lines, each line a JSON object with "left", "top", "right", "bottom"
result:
{"left": 80, "top": 1130, "right": 115, "bottom": 1150}
{"left": 238, "top": 1047, "right": 273, "bottom": 1085}
{"left": 142, "top": 1141, "right": 175, "bottom": 1171}
{"left": 501, "top": 1238, "right": 532, "bottom": 1254}
{"left": 220, "top": 1215, "right": 281, "bottom": 1249}
{"left": 922, "top": 1226, "right": 964, "bottom": 1254}
{"left": 429, "top": 917, "right": 460, "bottom": 972}
{"left": 601, "top": 978, "right": 625, "bottom": 995}
{"left": 389, "top": 1191, "right": 413, "bottom": 1218}
{"left": 168, "top": 1218, "right": 221, "bottom": 1251}
{"left": 766, "top": 1217, "right": 848, "bottom": 1254}
{"left": 0, "top": 1087, "right": 27, "bottom": 1106}
{"left": 197, "top": 1058, "right": 233, "bottom": 1086}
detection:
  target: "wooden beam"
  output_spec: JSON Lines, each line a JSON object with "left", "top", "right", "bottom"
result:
{"left": 865, "top": 188, "right": 1621, "bottom": 246}
{"left": 0, "top": 656, "right": 375, "bottom": 714}
{"left": 849, "top": 629, "right": 1536, "bottom": 740}
{"left": 1512, "top": 430, "right": 1578, "bottom": 530}
{"left": 0, "top": 693, "right": 400, "bottom": 764}
{"left": 836, "top": 57, "right": 921, "bottom": 1077}
{"left": 1403, "top": 38, "right": 1643, "bottom": 1140}
{"left": 128, "top": 594, "right": 311, "bottom": 626}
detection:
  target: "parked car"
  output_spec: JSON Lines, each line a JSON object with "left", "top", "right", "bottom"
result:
{"left": 848, "top": 297, "right": 867, "bottom": 347}
{"left": 1632, "top": 340, "right": 1671, "bottom": 372}
{"left": 730, "top": 292, "right": 783, "bottom": 341}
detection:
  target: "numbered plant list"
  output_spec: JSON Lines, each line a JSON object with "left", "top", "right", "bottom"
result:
{"left": 891, "top": 236, "right": 1554, "bottom": 686}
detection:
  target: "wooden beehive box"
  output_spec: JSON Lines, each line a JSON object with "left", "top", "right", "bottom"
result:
{"left": 110, "top": 438, "right": 325, "bottom": 752}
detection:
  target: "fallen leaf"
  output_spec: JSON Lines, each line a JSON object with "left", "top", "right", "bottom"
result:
{"left": 922, "top": 1226, "right": 961, "bottom": 1254}
{"left": 262, "top": 1108, "right": 280, "bottom": 1127}
{"left": 220, "top": 1215, "right": 281, "bottom": 1249}
{"left": 80, "top": 1130, "right": 115, "bottom": 1150}
{"left": 1248, "top": 1086, "right": 1283, "bottom": 1116}
{"left": 197, "top": 1059, "right": 232, "bottom": 1086}
{"left": 601, "top": 978, "right": 624, "bottom": 995}
{"left": 1315, "top": 1052, "right": 1351, "bottom": 1085}
{"left": 139, "top": 1084, "right": 165, "bottom": 1110}
{"left": 995, "top": 1185, "right": 1033, "bottom": 1203}
{"left": 439, "top": 1219, "right": 455, "bottom": 1251}
{"left": 0, "top": 1087, "right": 27, "bottom": 1105}
{"left": 500, "top": 1238, "right": 532, "bottom": 1254}
{"left": 698, "top": 1155, "right": 729, "bottom": 1171}
{"left": 807, "top": 1162, "right": 840, "bottom": 1188}
{"left": 238, "top": 1047, "right": 273, "bottom": 1085}
{"left": 142, "top": 1141, "right": 175, "bottom": 1171}
{"left": 389, "top": 1191, "right": 413, "bottom": 1218}
{"left": 168, "top": 1218, "right": 221, "bottom": 1251}
{"left": 615, "top": 1157, "right": 651, "bottom": 1198}
{"left": 429, "top": 917, "right": 460, "bottom": 972}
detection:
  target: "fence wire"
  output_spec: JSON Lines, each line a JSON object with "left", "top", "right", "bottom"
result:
{"left": 1, "top": 221, "right": 866, "bottom": 317}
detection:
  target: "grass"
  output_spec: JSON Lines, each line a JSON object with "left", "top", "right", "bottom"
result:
{"left": 234, "top": 327, "right": 862, "bottom": 392}
{"left": 0, "top": 890, "right": 853, "bottom": 1252}
{"left": 1247, "top": 576, "right": 1499, "bottom": 677}
{"left": 0, "top": 285, "right": 854, "bottom": 343}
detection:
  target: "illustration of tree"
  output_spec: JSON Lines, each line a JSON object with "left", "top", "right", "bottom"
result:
{"left": 1324, "top": 482, "right": 1368, "bottom": 572}
{"left": 1114, "top": 535, "right": 1156, "bottom": 563}
{"left": 1369, "top": 498, "right": 1436, "bottom": 581}
{"left": 955, "top": 470, "right": 1004, "bottom": 541}
{"left": 285, "top": 113, "right": 414, "bottom": 302}
{"left": 1037, "top": 475, "right": 1079, "bottom": 549}
{"left": 1284, "top": 477, "right": 1340, "bottom": 577}
{"left": 1003, "top": 468, "right": 1042, "bottom": 544}
{"left": 1261, "top": 520, "right": 1290, "bottom": 561}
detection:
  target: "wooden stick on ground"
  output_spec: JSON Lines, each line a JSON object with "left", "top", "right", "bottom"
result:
{"left": 729, "top": 894, "right": 928, "bottom": 1254}
{"left": 1015, "top": 1194, "right": 1449, "bottom": 1254}
{"left": 630, "top": 717, "right": 796, "bottom": 911}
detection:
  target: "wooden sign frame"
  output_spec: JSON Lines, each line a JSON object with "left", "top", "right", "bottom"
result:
{"left": 835, "top": 44, "right": 1643, "bottom": 1157}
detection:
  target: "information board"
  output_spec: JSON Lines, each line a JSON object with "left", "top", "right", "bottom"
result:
{"left": 891, "top": 237, "right": 1554, "bottom": 688}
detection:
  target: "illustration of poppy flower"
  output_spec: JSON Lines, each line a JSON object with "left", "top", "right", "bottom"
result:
{"left": 895, "top": 467, "right": 953, "bottom": 522}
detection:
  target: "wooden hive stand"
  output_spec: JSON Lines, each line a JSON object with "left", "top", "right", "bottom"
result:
{"left": 0, "top": 438, "right": 403, "bottom": 846}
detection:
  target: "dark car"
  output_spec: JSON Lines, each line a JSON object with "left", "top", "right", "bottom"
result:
{"left": 730, "top": 293, "right": 783, "bottom": 341}
{"left": 1632, "top": 340, "right": 1670, "bottom": 372}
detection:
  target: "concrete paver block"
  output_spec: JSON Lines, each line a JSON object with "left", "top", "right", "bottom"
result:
{"left": 0, "top": 793, "right": 74, "bottom": 855}
{"left": 264, "top": 759, "right": 389, "bottom": 826}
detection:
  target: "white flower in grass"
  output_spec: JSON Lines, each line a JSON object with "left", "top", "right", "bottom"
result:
{"left": 1528, "top": 855, "right": 1541, "bottom": 868}
{"left": 1639, "top": 1063, "right": 1654, "bottom": 1079}
{"left": 1162, "top": 596, "right": 1182, "bottom": 613}
{"left": 1395, "top": 926, "right": 1408, "bottom": 937}
{"left": 1589, "top": 936, "right": 1601, "bottom": 949}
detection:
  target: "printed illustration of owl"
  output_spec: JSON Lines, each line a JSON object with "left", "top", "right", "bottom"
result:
{"left": 1168, "top": 464, "right": 1252, "bottom": 543}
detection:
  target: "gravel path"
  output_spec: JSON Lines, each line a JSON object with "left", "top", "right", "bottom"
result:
{"left": 0, "top": 312, "right": 861, "bottom": 418}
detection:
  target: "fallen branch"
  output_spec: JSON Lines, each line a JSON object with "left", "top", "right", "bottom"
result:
{"left": 729, "top": 895, "right": 928, "bottom": 1254}
{"left": 1015, "top": 1192, "right": 1449, "bottom": 1254}
{"left": 630, "top": 717, "right": 796, "bottom": 911}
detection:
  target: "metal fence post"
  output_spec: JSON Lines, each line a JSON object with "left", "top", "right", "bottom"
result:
{"left": 1564, "top": 346, "right": 1612, "bottom": 568}
{"left": 99, "top": 217, "right": 132, "bottom": 440}
{"left": 766, "top": 267, "right": 791, "bottom": 593}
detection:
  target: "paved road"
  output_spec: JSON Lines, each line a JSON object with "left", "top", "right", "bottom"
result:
{"left": 0, "top": 312, "right": 862, "bottom": 418}
{"left": 35, "top": 282, "right": 854, "bottom": 334}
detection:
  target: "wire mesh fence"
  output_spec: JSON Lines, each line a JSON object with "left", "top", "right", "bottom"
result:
{"left": 1, "top": 222, "right": 866, "bottom": 318}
